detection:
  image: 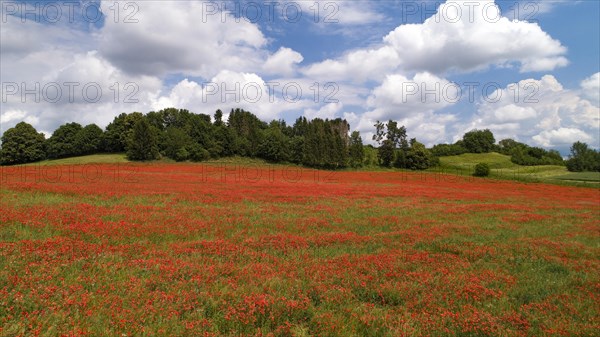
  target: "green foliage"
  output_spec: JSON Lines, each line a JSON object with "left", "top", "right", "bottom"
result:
{"left": 299, "top": 118, "right": 349, "bottom": 169}
{"left": 329, "top": 119, "right": 350, "bottom": 168}
{"left": 431, "top": 143, "right": 467, "bottom": 157}
{"left": 212, "top": 125, "right": 236, "bottom": 157}
{"left": 103, "top": 112, "right": 144, "bottom": 152}
{"left": 126, "top": 118, "right": 159, "bottom": 161}
{"left": 228, "top": 108, "right": 267, "bottom": 157}
{"left": 462, "top": 129, "right": 495, "bottom": 153}
{"left": 0, "top": 122, "right": 46, "bottom": 165}
{"left": 174, "top": 147, "right": 189, "bottom": 162}
{"left": 362, "top": 145, "right": 378, "bottom": 167}
{"left": 4, "top": 108, "right": 354, "bottom": 169}
{"left": 497, "top": 139, "right": 522, "bottom": 155}
{"left": 348, "top": 131, "right": 364, "bottom": 168}
{"left": 473, "top": 162, "right": 491, "bottom": 177}
{"left": 46, "top": 122, "right": 84, "bottom": 159}
{"left": 32, "top": 122, "right": 103, "bottom": 160}
{"left": 404, "top": 141, "right": 436, "bottom": 170}
{"left": 372, "top": 122, "right": 434, "bottom": 170}
{"left": 288, "top": 136, "right": 304, "bottom": 164}
{"left": 566, "top": 142, "right": 600, "bottom": 172}
{"left": 214, "top": 109, "right": 224, "bottom": 127}
{"left": 258, "top": 127, "right": 290, "bottom": 162}
{"left": 511, "top": 145, "right": 564, "bottom": 166}
{"left": 373, "top": 120, "right": 408, "bottom": 167}
{"left": 186, "top": 113, "right": 215, "bottom": 151}
{"left": 76, "top": 124, "right": 104, "bottom": 155}
{"left": 498, "top": 138, "right": 565, "bottom": 166}
{"left": 292, "top": 117, "right": 308, "bottom": 137}
{"left": 392, "top": 144, "right": 407, "bottom": 168}
{"left": 373, "top": 120, "right": 407, "bottom": 149}
{"left": 188, "top": 144, "right": 210, "bottom": 162}
{"left": 161, "top": 127, "right": 193, "bottom": 161}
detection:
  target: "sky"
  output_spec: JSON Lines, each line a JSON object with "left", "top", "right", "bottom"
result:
{"left": 1, "top": 0, "right": 599, "bottom": 154}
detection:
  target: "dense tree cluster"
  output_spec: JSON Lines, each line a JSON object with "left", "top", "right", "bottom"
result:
{"left": 497, "top": 138, "right": 564, "bottom": 166}
{"left": 372, "top": 120, "right": 436, "bottom": 170}
{"left": 2, "top": 109, "right": 596, "bottom": 173}
{"left": 0, "top": 108, "right": 360, "bottom": 169}
{"left": 430, "top": 129, "right": 495, "bottom": 157}
{"left": 462, "top": 129, "right": 496, "bottom": 154}
{"left": 0, "top": 122, "right": 46, "bottom": 165}
{"left": 45, "top": 123, "right": 105, "bottom": 159}
{"left": 126, "top": 108, "right": 358, "bottom": 167}
{"left": 565, "top": 142, "right": 600, "bottom": 172}
{"left": 430, "top": 143, "right": 468, "bottom": 157}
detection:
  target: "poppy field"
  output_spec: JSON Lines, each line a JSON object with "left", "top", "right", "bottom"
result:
{"left": 1, "top": 162, "right": 599, "bottom": 336}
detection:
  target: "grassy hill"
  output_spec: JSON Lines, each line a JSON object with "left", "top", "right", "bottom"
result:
{"left": 433, "top": 152, "right": 599, "bottom": 186}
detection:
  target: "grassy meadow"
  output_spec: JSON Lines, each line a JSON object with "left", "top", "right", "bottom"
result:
{"left": 433, "top": 152, "right": 599, "bottom": 186}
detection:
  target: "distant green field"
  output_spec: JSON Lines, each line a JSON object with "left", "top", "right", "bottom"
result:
{"left": 552, "top": 172, "right": 600, "bottom": 182}
{"left": 437, "top": 152, "right": 519, "bottom": 170}
{"left": 26, "top": 153, "right": 130, "bottom": 166}
{"left": 433, "top": 152, "right": 577, "bottom": 183}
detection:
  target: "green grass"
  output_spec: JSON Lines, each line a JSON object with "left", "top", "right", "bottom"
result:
{"left": 552, "top": 172, "right": 600, "bottom": 182}
{"left": 437, "top": 152, "right": 520, "bottom": 170}
{"left": 26, "top": 153, "right": 130, "bottom": 166}
{"left": 431, "top": 152, "right": 581, "bottom": 184}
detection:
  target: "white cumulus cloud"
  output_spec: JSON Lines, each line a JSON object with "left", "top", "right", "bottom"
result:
{"left": 465, "top": 75, "right": 599, "bottom": 148}
{"left": 303, "top": 0, "right": 567, "bottom": 83}
{"left": 581, "top": 72, "right": 600, "bottom": 107}
{"left": 263, "top": 47, "right": 304, "bottom": 76}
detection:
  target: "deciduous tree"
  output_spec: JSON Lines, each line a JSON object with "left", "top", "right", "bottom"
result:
{"left": 0, "top": 122, "right": 46, "bottom": 165}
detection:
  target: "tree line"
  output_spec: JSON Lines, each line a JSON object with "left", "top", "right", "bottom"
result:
{"left": 0, "top": 108, "right": 365, "bottom": 169}
{"left": 1, "top": 108, "right": 598, "bottom": 172}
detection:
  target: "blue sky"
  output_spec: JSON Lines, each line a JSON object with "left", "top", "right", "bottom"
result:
{"left": 1, "top": 0, "right": 598, "bottom": 153}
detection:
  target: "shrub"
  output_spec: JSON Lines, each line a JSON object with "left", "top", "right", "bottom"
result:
{"left": 473, "top": 163, "right": 490, "bottom": 177}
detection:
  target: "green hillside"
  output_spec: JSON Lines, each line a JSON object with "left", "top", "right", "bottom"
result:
{"left": 433, "top": 152, "right": 599, "bottom": 185}
{"left": 553, "top": 172, "right": 600, "bottom": 182}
